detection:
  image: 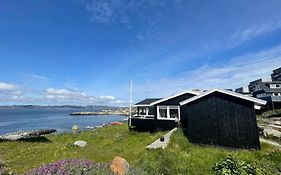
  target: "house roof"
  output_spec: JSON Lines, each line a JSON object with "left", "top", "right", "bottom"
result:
{"left": 180, "top": 89, "right": 267, "bottom": 106}
{"left": 257, "top": 81, "right": 281, "bottom": 93}
{"left": 150, "top": 90, "right": 200, "bottom": 106}
{"left": 134, "top": 98, "right": 162, "bottom": 107}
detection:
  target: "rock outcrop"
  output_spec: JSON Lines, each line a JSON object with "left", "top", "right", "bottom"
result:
{"left": 111, "top": 156, "right": 129, "bottom": 175}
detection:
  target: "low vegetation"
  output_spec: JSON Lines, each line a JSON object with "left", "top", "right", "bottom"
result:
{"left": 0, "top": 124, "right": 280, "bottom": 174}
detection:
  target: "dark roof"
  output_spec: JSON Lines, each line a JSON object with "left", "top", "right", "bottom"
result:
{"left": 180, "top": 89, "right": 267, "bottom": 106}
{"left": 134, "top": 98, "right": 162, "bottom": 106}
{"left": 273, "top": 67, "right": 281, "bottom": 73}
{"left": 257, "top": 81, "right": 281, "bottom": 93}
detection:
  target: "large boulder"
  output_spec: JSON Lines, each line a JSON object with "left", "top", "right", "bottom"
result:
{"left": 263, "top": 128, "right": 281, "bottom": 138}
{"left": 111, "top": 156, "right": 129, "bottom": 175}
{"left": 74, "top": 141, "right": 87, "bottom": 147}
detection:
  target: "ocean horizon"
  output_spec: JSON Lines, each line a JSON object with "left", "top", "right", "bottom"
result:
{"left": 0, "top": 108, "right": 127, "bottom": 135}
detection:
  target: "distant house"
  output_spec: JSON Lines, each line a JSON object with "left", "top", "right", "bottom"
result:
{"left": 129, "top": 89, "right": 266, "bottom": 149}
{"left": 249, "top": 79, "right": 281, "bottom": 110}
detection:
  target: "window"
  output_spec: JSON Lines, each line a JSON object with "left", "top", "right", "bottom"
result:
{"left": 170, "top": 108, "right": 179, "bottom": 118}
{"left": 157, "top": 106, "right": 180, "bottom": 120}
{"left": 148, "top": 106, "right": 154, "bottom": 115}
{"left": 139, "top": 107, "right": 146, "bottom": 115}
{"left": 159, "top": 107, "right": 168, "bottom": 118}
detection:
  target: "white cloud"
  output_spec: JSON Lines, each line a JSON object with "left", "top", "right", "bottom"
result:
{"left": 133, "top": 44, "right": 281, "bottom": 99}
{"left": 26, "top": 73, "right": 48, "bottom": 80}
{"left": 99, "top": 95, "right": 115, "bottom": 100}
{"left": 0, "top": 85, "right": 124, "bottom": 106}
{"left": 228, "top": 21, "right": 281, "bottom": 48}
{"left": 0, "top": 82, "right": 17, "bottom": 91}
{"left": 82, "top": 0, "right": 175, "bottom": 24}
{"left": 45, "top": 88, "right": 120, "bottom": 105}
{"left": 46, "top": 88, "right": 87, "bottom": 99}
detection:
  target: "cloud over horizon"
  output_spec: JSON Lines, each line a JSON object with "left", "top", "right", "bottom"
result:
{"left": 133, "top": 44, "right": 281, "bottom": 98}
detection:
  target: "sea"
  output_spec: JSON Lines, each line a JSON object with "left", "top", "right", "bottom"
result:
{"left": 0, "top": 108, "right": 127, "bottom": 135}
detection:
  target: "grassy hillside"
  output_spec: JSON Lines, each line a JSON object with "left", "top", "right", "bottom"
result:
{"left": 0, "top": 124, "right": 280, "bottom": 174}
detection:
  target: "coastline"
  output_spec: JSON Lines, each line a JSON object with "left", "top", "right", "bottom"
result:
{"left": 70, "top": 111, "right": 129, "bottom": 116}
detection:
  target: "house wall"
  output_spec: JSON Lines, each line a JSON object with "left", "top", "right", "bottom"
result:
{"left": 180, "top": 92, "right": 260, "bottom": 149}
{"left": 130, "top": 118, "right": 178, "bottom": 131}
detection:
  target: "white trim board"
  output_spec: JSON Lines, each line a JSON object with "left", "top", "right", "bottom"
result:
{"left": 179, "top": 89, "right": 267, "bottom": 106}
{"left": 150, "top": 90, "right": 199, "bottom": 106}
{"left": 133, "top": 104, "right": 152, "bottom": 107}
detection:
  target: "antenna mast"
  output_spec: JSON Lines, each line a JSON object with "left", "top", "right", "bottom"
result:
{"left": 129, "top": 80, "right": 133, "bottom": 127}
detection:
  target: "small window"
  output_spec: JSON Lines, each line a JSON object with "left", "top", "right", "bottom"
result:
{"left": 159, "top": 107, "right": 168, "bottom": 118}
{"left": 170, "top": 108, "right": 179, "bottom": 118}
{"left": 276, "top": 84, "right": 280, "bottom": 88}
{"left": 139, "top": 108, "right": 146, "bottom": 115}
{"left": 148, "top": 106, "right": 154, "bottom": 115}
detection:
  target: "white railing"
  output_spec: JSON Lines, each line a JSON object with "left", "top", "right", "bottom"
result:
{"left": 271, "top": 96, "right": 281, "bottom": 102}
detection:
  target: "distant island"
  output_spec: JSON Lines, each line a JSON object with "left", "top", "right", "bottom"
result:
{"left": 0, "top": 105, "right": 123, "bottom": 110}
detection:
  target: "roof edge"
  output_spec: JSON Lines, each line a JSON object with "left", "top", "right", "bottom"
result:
{"left": 179, "top": 89, "right": 267, "bottom": 106}
{"left": 150, "top": 90, "right": 200, "bottom": 106}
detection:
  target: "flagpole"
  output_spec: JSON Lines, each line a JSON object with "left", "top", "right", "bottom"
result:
{"left": 129, "top": 80, "right": 132, "bottom": 128}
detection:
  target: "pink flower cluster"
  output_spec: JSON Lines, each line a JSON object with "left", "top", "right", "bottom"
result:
{"left": 25, "top": 159, "right": 95, "bottom": 175}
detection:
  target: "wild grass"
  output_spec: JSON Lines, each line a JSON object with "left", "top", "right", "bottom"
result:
{"left": 0, "top": 124, "right": 280, "bottom": 174}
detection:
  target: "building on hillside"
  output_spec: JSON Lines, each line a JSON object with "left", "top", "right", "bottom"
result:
{"left": 235, "top": 86, "right": 250, "bottom": 96}
{"left": 250, "top": 80, "right": 281, "bottom": 110}
{"left": 271, "top": 67, "right": 281, "bottom": 81}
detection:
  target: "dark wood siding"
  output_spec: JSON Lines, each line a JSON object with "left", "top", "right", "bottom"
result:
{"left": 130, "top": 118, "right": 177, "bottom": 131}
{"left": 181, "top": 92, "right": 260, "bottom": 149}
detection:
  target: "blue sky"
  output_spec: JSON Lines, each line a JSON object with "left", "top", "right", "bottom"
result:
{"left": 0, "top": 0, "right": 281, "bottom": 106}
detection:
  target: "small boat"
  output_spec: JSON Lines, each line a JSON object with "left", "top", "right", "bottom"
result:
{"left": 111, "top": 121, "right": 123, "bottom": 125}
{"left": 85, "top": 126, "right": 95, "bottom": 130}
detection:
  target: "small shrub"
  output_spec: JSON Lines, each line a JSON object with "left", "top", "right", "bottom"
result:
{"left": 212, "top": 155, "right": 262, "bottom": 175}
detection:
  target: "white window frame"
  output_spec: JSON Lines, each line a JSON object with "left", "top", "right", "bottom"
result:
{"left": 157, "top": 105, "right": 180, "bottom": 120}
{"left": 136, "top": 107, "right": 154, "bottom": 118}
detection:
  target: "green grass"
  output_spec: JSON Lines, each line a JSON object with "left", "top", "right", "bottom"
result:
{"left": 0, "top": 124, "right": 280, "bottom": 174}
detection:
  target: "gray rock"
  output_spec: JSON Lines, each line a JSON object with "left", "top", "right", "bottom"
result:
{"left": 274, "top": 121, "right": 281, "bottom": 126}
{"left": 0, "top": 129, "right": 56, "bottom": 141}
{"left": 74, "top": 140, "right": 87, "bottom": 147}
{"left": 263, "top": 128, "right": 281, "bottom": 138}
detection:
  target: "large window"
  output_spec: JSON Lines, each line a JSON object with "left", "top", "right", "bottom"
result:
{"left": 157, "top": 106, "right": 180, "bottom": 120}
{"left": 137, "top": 107, "right": 154, "bottom": 117}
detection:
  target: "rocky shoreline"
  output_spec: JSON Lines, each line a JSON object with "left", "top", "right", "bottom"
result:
{"left": 70, "top": 111, "right": 129, "bottom": 116}
{"left": 0, "top": 129, "right": 57, "bottom": 141}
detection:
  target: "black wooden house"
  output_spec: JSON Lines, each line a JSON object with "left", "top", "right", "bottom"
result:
{"left": 130, "top": 90, "right": 198, "bottom": 131}
{"left": 130, "top": 89, "right": 266, "bottom": 149}
{"left": 180, "top": 89, "right": 266, "bottom": 149}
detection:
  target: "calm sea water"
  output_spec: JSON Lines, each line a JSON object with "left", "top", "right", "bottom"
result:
{"left": 0, "top": 108, "right": 127, "bottom": 135}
